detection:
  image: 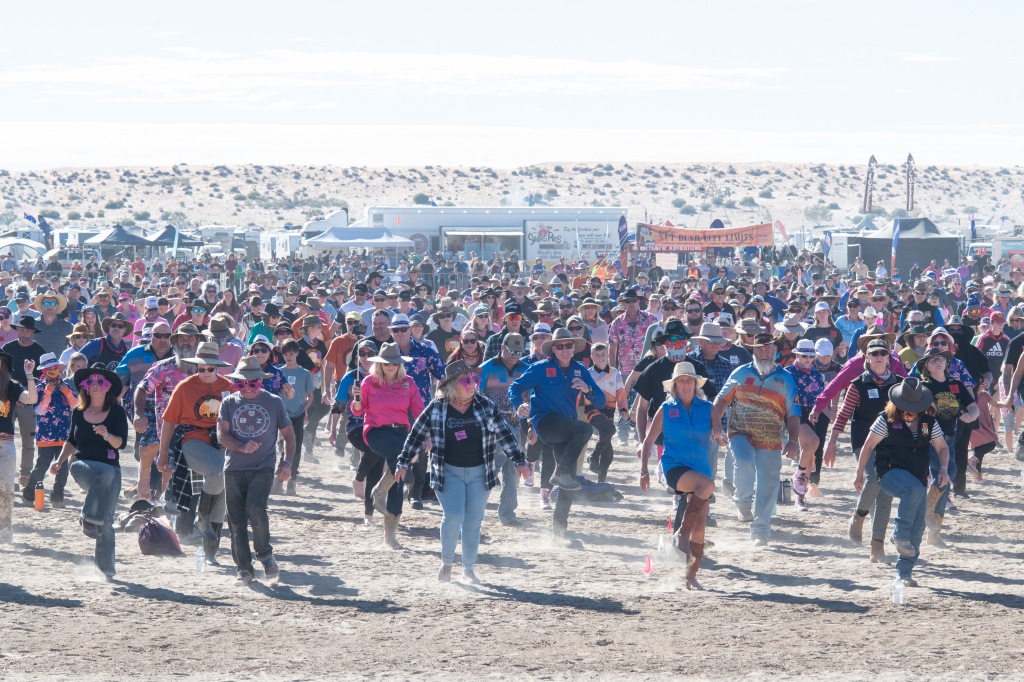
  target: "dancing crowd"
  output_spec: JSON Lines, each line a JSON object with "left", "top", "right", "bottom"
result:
{"left": 1, "top": 247, "right": 1021, "bottom": 591}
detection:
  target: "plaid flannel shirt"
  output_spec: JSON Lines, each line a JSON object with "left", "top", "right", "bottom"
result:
{"left": 397, "top": 394, "right": 525, "bottom": 493}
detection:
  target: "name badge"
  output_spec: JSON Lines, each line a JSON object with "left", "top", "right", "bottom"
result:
{"left": 729, "top": 356, "right": 739, "bottom": 365}
{"left": 893, "top": 422, "right": 903, "bottom": 430}
{"left": 546, "top": 368, "right": 557, "bottom": 377}
{"left": 287, "top": 376, "right": 297, "bottom": 385}
{"left": 668, "top": 409, "right": 680, "bottom": 418}
{"left": 107, "top": 448, "right": 117, "bottom": 460}
{"left": 455, "top": 430, "right": 468, "bottom": 441}
{"left": 867, "top": 389, "right": 879, "bottom": 398}
{"left": 950, "top": 384, "right": 959, "bottom": 394}
{"left": 574, "top": 370, "right": 581, "bottom": 378}
{"left": 744, "top": 376, "right": 755, "bottom": 386}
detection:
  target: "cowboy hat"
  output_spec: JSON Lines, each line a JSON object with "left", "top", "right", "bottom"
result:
{"left": 369, "top": 342, "right": 411, "bottom": 365}
{"left": 578, "top": 297, "right": 602, "bottom": 309}
{"left": 170, "top": 322, "right": 202, "bottom": 343}
{"left": 913, "top": 347, "right": 952, "bottom": 376}
{"left": 692, "top": 322, "right": 727, "bottom": 343}
{"left": 181, "top": 341, "right": 230, "bottom": 366}
{"left": 73, "top": 365, "right": 123, "bottom": 397}
{"left": 889, "top": 376, "right": 934, "bottom": 413}
{"left": 439, "top": 359, "right": 481, "bottom": 388}
{"left": 541, "top": 327, "right": 586, "bottom": 355}
{"left": 777, "top": 313, "right": 805, "bottom": 335}
{"left": 33, "top": 289, "right": 67, "bottom": 313}
{"left": 300, "top": 314, "right": 323, "bottom": 329}
{"left": 749, "top": 332, "right": 775, "bottom": 348}
{"left": 66, "top": 322, "right": 89, "bottom": 340}
{"left": 897, "top": 324, "right": 930, "bottom": 348}
{"left": 12, "top": 316, "right": 41, "bottom": 333}
{"left": 226, "top": 356, "right": 272, "bottom": 381}
{"left": 205, "top": 317, "right": 235, "bottom": 339}
{"left": 661, "top": 361, "right": 707, "bottom": 392}
{"left": 857, "top": 324, "right": 896, "bottom": 351}
{"left": 734, "top": 319, "right": 764, "bottom": 337}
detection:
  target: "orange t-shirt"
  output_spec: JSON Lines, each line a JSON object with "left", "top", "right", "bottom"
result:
{"left": 163, "top": 374, "right": 233, "bottom": 444}
{"left": 325, "top": 334, "right": 357, "bottom": 382}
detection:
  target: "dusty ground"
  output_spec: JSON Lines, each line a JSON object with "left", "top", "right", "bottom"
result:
{"left": 2, "top": 429, "right": 1024, "bottom": 681}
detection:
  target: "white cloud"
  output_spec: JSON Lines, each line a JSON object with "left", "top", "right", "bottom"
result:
{"left": 895, "top": 52, "right": 961, "bottom": 63}
{"left": 0, "top": 49, "right": 788, "bottom": 108}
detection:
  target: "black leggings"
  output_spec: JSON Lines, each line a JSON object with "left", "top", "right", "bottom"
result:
{"left": 809, "top": 414, "right": 830, "bottom": 485}
{"left": 289, "top": 415, "right": 305, "bottom": 478}
{"left": 953, "top": 423, "right": 971, "bottom": 492}
{"left": 351, "top": 429, "right": 383, "bottom": 516}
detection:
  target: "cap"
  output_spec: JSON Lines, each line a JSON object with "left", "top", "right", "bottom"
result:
{"left": 814, "top": 339, "right": 834, "bottom": 356}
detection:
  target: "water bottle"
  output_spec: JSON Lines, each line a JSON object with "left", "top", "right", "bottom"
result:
{"left": 892, "top": 578, "right": 905, "bottom": 605}
{"left": 195, "top": 546, "right": 206, "bottom": 574}
{"left": 34, "top": 481, "right": 45, "bottom": 511}
{"left": 1020, "top": 471, "right": 1024, "bottom": 491}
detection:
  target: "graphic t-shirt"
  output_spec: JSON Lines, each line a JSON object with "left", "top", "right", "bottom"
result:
{"left": 297, "top": 337, "right": 328, "bottom": 389}
{"left": 219, "top": 390, "right": 290, "bottom": 471}
{"left": 443, "top": 411, "right": 485, "bottom": 468}
{"left": 427, "top": 327, "right": 461, "bottom": 362}
{"left": 922, "top": 376, "right": 974, "bottom": 436}
{"left": 0, "top": 379, "right": 27, "bottom": 435}
{"left": 163, "top": 373, "right": 233, "bottom": 444}
{"left": 278, "top": 365, "right": 314, "bottom": 418}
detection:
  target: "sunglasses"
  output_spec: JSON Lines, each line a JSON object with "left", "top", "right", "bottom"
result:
{"left": 506, "top": 313, "right": 522, "bottom": 320}
{"left": 686, "top": 308, "right": 702, "bottom": 314}
{"left": 251, "top": 347, "right": 270, "bottom": 353}
{"left": 462, "top": 337, "right": 478, "bottom": 344}
{"left": 476, "top": 313, "right": 490, "bottom": 318}
{"left": 0, "top": 313, "right": 10, "bottom": 320}
{"left": 458, "top": 374, "right": 481, "bottom": 388}
{"left": 196, "top": 366, "right": 219, "bottom": 374}
{"left": 191, "top": 307, "right": 205, "bottom": 314}
{"left": 108, "top": 323, "right": 127, "bottom": 330}
{"left": 662, "top": 306, "right": 679, "bottom": 312}
{"left": 358, "top": 349, "right": 375, "bottom": 357}
{"left": 42, "top": 300, "right": 58, "bottom": 307}
{"left": 567, "top": 326, "right": 583, "bottom": 332}
{"left": 868, "top": 351, "right": 888, "bottom": 358}
{"left": 232, "top": 379, "right": 262, "bottom": 389}
{"left": 552, "top": 342, "right": 576, "bottom": 351}
{"left": 152, "top": 332, "right": 171, "bottom": 339}
{"left": 930, "top": 340, "right": 949, "bottom": 347}
{"left": 559, "top": 305, "right": 573, "bottom": 310}
{"left": 438, "top": 313, "right": 453, "bottom": 319}
{"left": 391, "top": 327, "right": 410, "bottom": 333}
{"left": 71, "top": 334, "right": 86, "bottom": 339}
{"left": 373, "top": 298, "right": 386, "bottom": 303}
{"left": 79, "top": 375, "right": 111, "bottom": 390}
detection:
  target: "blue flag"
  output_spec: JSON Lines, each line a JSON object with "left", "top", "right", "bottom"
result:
{"left": 23, "top": 212, "right": 36, "bottom": 224}
{"left": 891, "top": 218, "right": 901, "bottom": 272}
{"left": 617, "top": 215, "right": 628, "bottom": 251}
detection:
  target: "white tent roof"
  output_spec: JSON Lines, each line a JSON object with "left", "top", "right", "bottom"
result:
{"left": 303, "top": 227, "right": 413, "bottom": 248}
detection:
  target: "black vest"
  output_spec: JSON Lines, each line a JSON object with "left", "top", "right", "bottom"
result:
{"left": 874, "top": 414, "right": 936, "bottom": 486}
{"left": 849, "top": 372, "right": 900, "bottom": 451}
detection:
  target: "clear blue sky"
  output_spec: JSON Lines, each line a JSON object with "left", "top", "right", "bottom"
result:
{"left": 2, "top": 0, "right": 1021, "bottom": 168}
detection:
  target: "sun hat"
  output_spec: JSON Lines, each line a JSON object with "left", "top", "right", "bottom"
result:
{"left": 857, "top": 324, "right": 896, "bottom": 351}
{"left": 661, "top": 361, "right": 707, "bottom": 392}
{"left": 33, "top": 289, "right": 68, "bottom": 313}
{"left": 368, "top": 342, "right": 411, "bottom": 365}
{"left": 913, "top": 347, "right": 952, "bottom": 376}
{"left": 66, "top": 322, "right": 89, "bottom": 340}
{"left": 793, "top": 339, "right": 817, "bottom": 356}
{"left": 749, "top": 332, "right": 775, "bottom": 348}
{"left": 300, "top": 314, "right": 323, "bottom": 329}
{"left": 247, "top": 335, "right": 273, "bottom": 351}
{"left": 541, "top": 327, "right": 586, "bottom": 355}
{"left": 889, "top": 376, "right": 934, "bottom": 413}
{"left": 389, "top": 313, "right": 411, "bottom": 329}
{"left": 439, "top": 359, "right": 481, "bottom": 388}
{"left": 181, "top": 341, "right": 230, "bottom": 366}
{"left": 777, "top": 313, "right": 805, "bottom": 334}
{"left": 226, "top": 356, "right": 272, "bottom": 381}
{"left": 170, "top": 322, "right": 202, "bottom": 343}
{"left": 734, "top": 319, "right": 764, "bottom": 337}
{"left": 73, "top": 365, "right": 123, "bottom": 396}
{"left": 38, "top": 352, "right": 63, "bottom": 370}
{"left": 12, "top": 316, "right": 41, "bottom": 333}
{"left": 692, "top": 322, "right": 727, "bottom": 343}
{"left": 206, "top": 317, "right": 235, "bottom": 339}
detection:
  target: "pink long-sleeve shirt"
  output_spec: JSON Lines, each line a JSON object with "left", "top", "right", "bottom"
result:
{"left": 812, "top": 353, "right": 907, "bottom": 413}
{"left": 351, "top": 374, "right": 425, "bottom": 437}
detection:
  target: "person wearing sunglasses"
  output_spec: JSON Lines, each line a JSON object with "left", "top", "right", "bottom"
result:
{"left": 447, "top": 328, "right": 485, "bottom": 369}
{"left": 427, "top": 304, "right": 461, "bottom": 363}
{"left": 31, "top": 289, "right": 74, "bottom": 357}
{"left": 0, "top": 304, "right": 17, "bottom": 346}
{"left": 510, "top": 327, "right": 605, "bottom": 543}
{"left": 467, "top": 304, "right": 496, "bottom": 344}
{"left": 854, "top": 376, "right": 950, "bottom": 588}
{"left": 329, "top": 338, "right": 377, "bottom": 520}
{"left": 216, "top": 356, "right": 295, "bottom": 585}
{"left": 397, "top": 360, "right": 529, "bottom": 584}
{"left": 157, "top": 342, "right": 232, "bottom": 564}
{"left": 482, "top": 300, "right": 527, "bottom": 361}
{"left": 46, "top": 365, "right": 124, "bottom": 579}
{"left": 22, "top": 353, "right": 76, "bottom": 509}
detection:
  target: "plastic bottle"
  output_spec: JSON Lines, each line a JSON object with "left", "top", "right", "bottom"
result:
{"left": 1020, "top": 471, "right": 1024, "bottom": 491}
{"left": 195, "top": 546, "right": 206, "bottom": 574}
{"left": 892, "top": 578, "right": 905, "bottom": 605}
{"left": 34, "top": 482, "right": 45, "bottom": 511}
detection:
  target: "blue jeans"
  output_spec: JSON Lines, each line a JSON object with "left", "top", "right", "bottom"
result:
{"left": 929, "top": 434, "right": 957, "bottom": 517}
{"left": 493, "top": 447, "right": 518, "bottom": 523}
{"left": 878, "top": 467, "right": 926, "bottom": 580}
{"left": 730, "top": 436, "right": 781, "bottom": 539}
{"left": 433, "top": 464, "right": 490, "bottom": 568}
{"left": 70, "top": 459, "right": 122, "bottom": 577}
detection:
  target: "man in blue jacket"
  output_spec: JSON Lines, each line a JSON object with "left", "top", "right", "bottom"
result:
{"left": 510, "top": 327, "right": 604, "bottom": 540}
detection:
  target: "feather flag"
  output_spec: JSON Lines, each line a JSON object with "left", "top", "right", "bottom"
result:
{"left": 774, "top": 220, "right": 789, "bottom": 243}
{"left": 891, "top": 218, "right": 901, "bottom": 275}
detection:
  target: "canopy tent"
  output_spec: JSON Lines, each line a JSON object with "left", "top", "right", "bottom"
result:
{"left": 853, "top": 218, "right": 961, "bottom": 276}
{"left": 84, "top": 225, "right": 152, "bottom": 247}
{"left": 853, "top": 215, "right": 881, "bottom": 233}
{"left": 0, "top": 238, "right": 48, "bottom": 261}
{"left": 303, "top": 227, "right": 414, "bottom": 249}
{"left": 146, "top": 225, "right": 206, "bottom": 247}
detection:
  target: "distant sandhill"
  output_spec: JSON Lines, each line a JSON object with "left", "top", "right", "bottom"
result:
{"left": 2, "top": 161, "right": 1021, "bottom": 240}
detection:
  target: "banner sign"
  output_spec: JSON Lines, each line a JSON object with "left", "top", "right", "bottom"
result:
{"left": 525, "top": 219, "right": 616, "bottom": 263}
{"left": 635, "top": 222, "right": 773, "bottom": 252}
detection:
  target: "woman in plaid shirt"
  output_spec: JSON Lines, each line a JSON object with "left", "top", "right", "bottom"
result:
{"left": 396, "top": 360, "right": 530, "bottom": 585}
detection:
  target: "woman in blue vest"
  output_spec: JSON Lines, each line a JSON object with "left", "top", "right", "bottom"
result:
{"left": 854, "top": 377, "right": 950, "bottom": 587}
{"left": 639, "top": 361, "right": 716, "bottom": 591}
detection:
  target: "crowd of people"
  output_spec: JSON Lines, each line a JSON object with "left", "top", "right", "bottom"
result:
{"left": 1, "top": 245, "right": 1021, "bottom": 591}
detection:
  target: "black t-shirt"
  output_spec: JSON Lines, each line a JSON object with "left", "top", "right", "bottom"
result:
{"left": 719, "top": 343, "right": 753, "bottom": 369}
{"left": 296, "top": 338, "right": 328, "bottom": 383}
{"left": 1006, "top": 333, "right": 1024, "bottom": 397}
{"left": 427, "top": 327, "right": 461, "bottom": 362}
{"left": 2, "top": 340, "right": 44, "bottom": 384}
{"left": 632, "top": 354, "right": 659, "bottom": 377}
{"left": 67, "top": 405, "right": 130, "bottom": 467}
{"left": 635, "top": 356, "right": 710, "bottom": 420}
{"left": 922, "top": 377, "right": 974, "bottom": 436}
{"left": 0, "top": 379, "right": 26, "bottom": 435}
{"left": 444, "top": 410, "right": 485, "bottom": 468}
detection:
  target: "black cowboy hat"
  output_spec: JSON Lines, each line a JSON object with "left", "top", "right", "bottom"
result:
{"left": 73, "top": 364, "right": 123, "bottom": 397}
{"left": 11, "top": 316, "right": 41, "bottom": 333}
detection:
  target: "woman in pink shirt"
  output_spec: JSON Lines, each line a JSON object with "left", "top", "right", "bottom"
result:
{"left": 350, "top": 342, "right": 425, "bottom": 550}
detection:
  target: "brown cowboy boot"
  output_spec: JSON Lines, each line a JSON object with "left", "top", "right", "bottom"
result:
{"left": 685, "top": 542, "right": 705, "bottom": 591}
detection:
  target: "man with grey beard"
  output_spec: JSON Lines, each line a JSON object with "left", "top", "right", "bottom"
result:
{"left": 712, "top": 332, "right": 801, "bottom": 547}
{"left": 133, "top": 323, "right": 202, "bottom": 502}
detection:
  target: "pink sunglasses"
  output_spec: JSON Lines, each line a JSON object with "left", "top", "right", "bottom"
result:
{"left": 79, "top": 375, "right": 111, "bottom": 390}
{"left": 232, "top": 379, "right": 262, "bottom": 390}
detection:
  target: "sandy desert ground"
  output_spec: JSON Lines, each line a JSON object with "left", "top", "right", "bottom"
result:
{"left": 3, "top": 160, "right": 1023, "bottom": 239}
{"left": 2, "top": 426, "right": 1024, "bottom": 681}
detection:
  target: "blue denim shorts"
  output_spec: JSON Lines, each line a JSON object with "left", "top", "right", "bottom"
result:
{"left": 140, "top": 403, "right": 159, "bottom": 447}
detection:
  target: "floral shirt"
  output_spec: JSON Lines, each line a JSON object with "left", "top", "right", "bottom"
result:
{"left": 784, "top": 363, "right": 826, "bottom": 412}
{"left": 35, "top": 378, "right": 76, "bottom": 447}
{"left": 402, "top": 339, "right": 445, "bottom": 403}
{"left": 261, "top": 363, "right": 287, "bottom": 395}
{"left": 609, "top": 310, "right": 658, "bottom": 376}
{"left": 142, "top": 356, "right": 189, "bottom": 435}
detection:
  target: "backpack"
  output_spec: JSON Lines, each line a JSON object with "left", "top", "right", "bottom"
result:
{"left": 138, "top": 515, "right": 185, "bottom": 556}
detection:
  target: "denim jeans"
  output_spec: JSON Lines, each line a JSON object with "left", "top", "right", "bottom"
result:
{"left": 878, "top": 467, "right": 926, "bottom": 580}
{"left": 225, "top": 468, "right": 275, "bottom": 573}
{"left": 23, "top": 446, "right": 68, "bottom": 502}
{"left": 433, "top": 464, "right": 491, "bottom": 568}
{"left": 493, "top": 446, "right": 518, "bottom": 523}
{"left": 0, "top": 439, "right": 15, "bottom": 531}
{"left": 535, "top": 413, "right": 594, "bottom": 474}
{"left": 930, "top": 434, "right": 957, "bottom": 517}
{"left": 365, "top": 426, "right": 408, "bottom": 516}
{"left": 730, "top": 436, "right": 782, "bottom": 539}
{"left": 855, "top": 448, "right": 893, "bottom": 543}
{"left": 182, "top": 439, "right": 226, "bottom": 523}
{"left": 70, "top": 459, "right": 122, "bottom": 577}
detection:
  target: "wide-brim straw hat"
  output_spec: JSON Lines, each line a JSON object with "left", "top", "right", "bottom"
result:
{"left": 661, "top": 361, "right": 707, "bottom": 392}
{"left": 692, "top": 322, "right": 727, "bottom": 343}
{"left": 889, "top": 376, "right": 934, "bottom": 413}
{"left": 225, "top": 356, "right": 272, "bottom": 381}
{"left": 857, "top": 324, "right": 896, "bottom": 351}
{"left": 541, "top": 327, "right": 586, "bottom": 355}
{"left": 368, "top": 342, "right": 411, "bottom": 365}
{"left": 777, "top": 313, "right": 806, "bottom": 334}
{"left": 33, "top": 289, "right": 67, "bottom": 313}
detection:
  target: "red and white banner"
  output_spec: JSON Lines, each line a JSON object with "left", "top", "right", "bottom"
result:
{"left": 635, "top": 222, "right": 774, "bottom": 252}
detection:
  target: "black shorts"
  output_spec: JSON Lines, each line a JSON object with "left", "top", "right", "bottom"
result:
{"left": 799, "top": 407, "right": 813, "bottom": 426}
{"left": 665, "top": 465, "right": 695, "bottom": 490}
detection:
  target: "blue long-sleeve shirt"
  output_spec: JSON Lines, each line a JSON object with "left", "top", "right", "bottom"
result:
{"left": 508, "top": 357, "right": 605, "bottom": 428}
